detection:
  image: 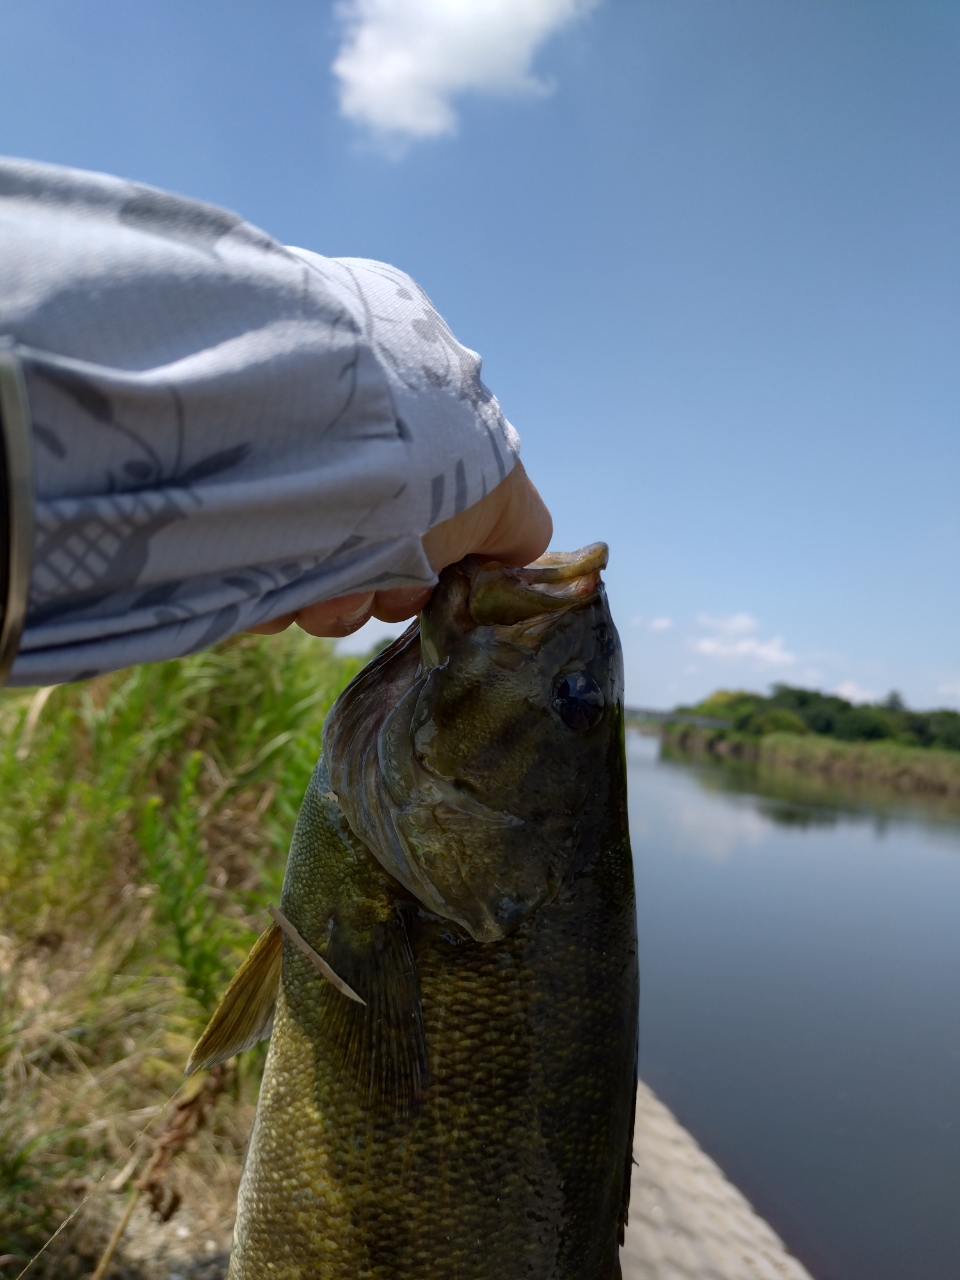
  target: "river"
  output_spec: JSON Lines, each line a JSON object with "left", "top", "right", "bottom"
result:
{"left": 628, "top": 732, "right": 960, "bottom": 1280}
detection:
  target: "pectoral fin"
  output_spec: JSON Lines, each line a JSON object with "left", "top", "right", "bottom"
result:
{"left": 312, "top": 907, "right": 427, "bottom": 1118}
{"left": 185, "top": 921, "right": 282, "bottom": 1077}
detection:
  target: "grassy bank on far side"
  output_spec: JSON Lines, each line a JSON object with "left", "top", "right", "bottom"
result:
{"left": 758, "top": 732, "right": 960, "bottom": 800}
{"left": 662, "top": 723, "right": 960, "bottom": 802}
{"left": 0, "top": 632, "right": 363, "bottom": 1277}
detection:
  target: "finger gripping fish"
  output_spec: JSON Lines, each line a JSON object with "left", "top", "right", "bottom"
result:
{"left": 189, "top": 544, "right": 639, "bottom": 1280}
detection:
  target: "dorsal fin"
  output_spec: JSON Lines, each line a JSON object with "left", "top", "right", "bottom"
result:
{"left": 185, "top": 920, "right": 282, "bottom": 1077}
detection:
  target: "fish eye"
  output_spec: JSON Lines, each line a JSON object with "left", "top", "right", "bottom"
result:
{"left": 552, "top": 672, "right": 604, "bottom": 731}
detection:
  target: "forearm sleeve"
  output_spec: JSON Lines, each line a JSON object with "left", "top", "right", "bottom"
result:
{"left": 0, "top": 157, "right": 519, "bottom": 685}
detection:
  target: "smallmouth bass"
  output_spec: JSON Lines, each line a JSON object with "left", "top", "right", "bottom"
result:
{"left": 190, "top": 543, "right": 639, "bottom": 1279}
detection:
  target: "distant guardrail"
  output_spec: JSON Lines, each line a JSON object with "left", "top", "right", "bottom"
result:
{"left": 625, "top": 708, "right": 731, "bottom": 729}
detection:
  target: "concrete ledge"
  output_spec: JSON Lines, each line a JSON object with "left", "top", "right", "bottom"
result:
{"left": 622, "top": 1081, "right": 815, "bottom": 1280}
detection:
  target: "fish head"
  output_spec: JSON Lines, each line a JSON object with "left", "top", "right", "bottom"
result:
{"left": 324, "top": 543, "right": 624, "bottom": 943}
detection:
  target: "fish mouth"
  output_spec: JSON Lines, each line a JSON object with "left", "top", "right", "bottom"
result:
{"left": 418, "top": 542, "right": 609, "bottom": 670}
{"left": 467, "top": 542, "right": 608, "bottom": 627}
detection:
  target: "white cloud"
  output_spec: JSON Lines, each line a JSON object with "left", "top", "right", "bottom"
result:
{"left": 631, "top": 615, "right": 673, "bottom": 632}
{"left": 691, "top": 613, "right": 796, "bottom": 670}
{"left": 833, "top": 680, "right": 875, "bottom": 704}
{"left": 696, "top": 612, "right": 759, "bottom": 636}
{"left": 937, "top": 681, "right": 960, "bottom": 699}
{"left": 333, "top": 0, "right": 599, "bottom": 140}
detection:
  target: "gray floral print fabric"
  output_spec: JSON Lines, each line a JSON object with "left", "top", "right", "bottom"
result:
{"left": 0, "top": 157, "right": 519, "bottom": 685}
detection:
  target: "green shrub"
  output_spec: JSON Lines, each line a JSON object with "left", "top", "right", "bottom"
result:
{"left": 680, "top": 683, "right": 960, "bottom": 753}
{"left": 755, "top": 708, "right": 809, "bottom": 736}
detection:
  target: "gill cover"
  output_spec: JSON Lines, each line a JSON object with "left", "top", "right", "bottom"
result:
{"left": 323, "top": 544, "right": 621, "bottom": 943}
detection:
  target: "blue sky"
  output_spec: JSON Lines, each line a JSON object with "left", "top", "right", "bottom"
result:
{"left": 2, "top": 0, "right": 958, "bottom": 708}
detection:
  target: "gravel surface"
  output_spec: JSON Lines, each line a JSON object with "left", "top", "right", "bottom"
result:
{"left": 622, "top": 1081, "right": 815, "bottom": 1280}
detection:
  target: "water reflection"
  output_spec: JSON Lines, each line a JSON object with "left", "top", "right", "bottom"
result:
{"left": 629, "top": 732, "right": 960, "bottom": 1280}
{"left": 658, "top": 733, "right": 960, "bottom": 837}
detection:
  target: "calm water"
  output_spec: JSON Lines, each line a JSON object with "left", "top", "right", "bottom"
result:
{"left": 628, "top": 733, "right": 960, "bottom": 1280}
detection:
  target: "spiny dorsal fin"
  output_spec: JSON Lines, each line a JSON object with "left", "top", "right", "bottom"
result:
{"left": 185, "top": 920, "right": 282, "bottom": 1077}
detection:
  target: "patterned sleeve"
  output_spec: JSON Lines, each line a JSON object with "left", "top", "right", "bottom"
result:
{"left": 0, "top": 157, "right": 519, "bottom": 686}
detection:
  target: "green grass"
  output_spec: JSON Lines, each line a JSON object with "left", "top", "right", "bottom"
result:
{"left": 758, "top": 731, "right": 960, "bottom": 800}
{"left": 661, "top": 722, "right": 960, "bottom": 803}
{"left": 0, "top": 631, "right": 363, "bottom": 1274}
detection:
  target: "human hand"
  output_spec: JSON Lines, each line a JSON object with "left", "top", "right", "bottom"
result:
{"left": 247, "top": 460, "right": 553, "bottom": 639}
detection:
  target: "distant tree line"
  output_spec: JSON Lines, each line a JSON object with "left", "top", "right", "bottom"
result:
{"left": 680, "top": 685, "right": 960, "bottom": 752}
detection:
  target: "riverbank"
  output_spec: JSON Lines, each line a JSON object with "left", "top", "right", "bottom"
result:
{"left": 661, "top": 725, "right": 960, "bottom": 801}
{"left": 0, "top": 634, "right": 364, "bottom": 1275}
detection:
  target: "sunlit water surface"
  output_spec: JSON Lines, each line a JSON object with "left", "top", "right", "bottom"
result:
{"left": 628, "top": 732, "right": 960, "bottom": 1280}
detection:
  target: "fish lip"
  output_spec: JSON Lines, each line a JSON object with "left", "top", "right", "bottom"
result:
{"left": 520, "top": 541, "right": 609, "bottom": 583}
{"left": 467, "top": 542, "right": 609, "bottom": 628}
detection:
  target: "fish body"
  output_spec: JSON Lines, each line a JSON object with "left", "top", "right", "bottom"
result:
{"left": 194, "top": 546, "right": 639, "bottom": 1280}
